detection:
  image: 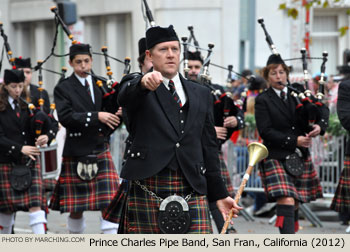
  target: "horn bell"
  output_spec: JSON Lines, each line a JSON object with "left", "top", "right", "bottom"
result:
{"left": 247, "top": 142, "right": 268, "bottom": 167}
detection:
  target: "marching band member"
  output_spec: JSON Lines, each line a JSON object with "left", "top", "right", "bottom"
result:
{"left": 254, "top": 54, "right": 329, "bottom": 234}
{"left": 113, "top": 25, "right": 241, "bottom": 234}
{"left": 0, "top": 69, "right": 48, "bottom": 234}
{"left": 14, "top": 57, "right": 58, "bottom": 195}
{"left": 331, "top": 67, "right": 350, "bottom": 233}
{"left": 187, "top": 51, "right": 244, "bottom": 233}
{"left": 50, "top": 44, "right": 121, "bottom": 234}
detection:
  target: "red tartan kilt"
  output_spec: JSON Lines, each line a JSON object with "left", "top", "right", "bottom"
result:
{"left": 218, "top": 152, "right": 235, "bottom": 197}
{"left": 49, "top": 149, "right": 119, "bottom": 213}
{"left": 120, "top": 168, "right": 212, "bottom": 234}
{"left": 331, "top": 156, "right": 350, "bottom": 212}
{"left": 102, "top": 179, "right": 129, "bottom": 224}
{"left": 259, "top": 156, "right": 323, "bottom": 203}
{"left": 0, "top": 159, "right": 46, "bottom": 212}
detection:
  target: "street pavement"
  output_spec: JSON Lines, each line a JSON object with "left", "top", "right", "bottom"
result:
{"left": 12, "top": 209, "right": 349, "bottom": 234}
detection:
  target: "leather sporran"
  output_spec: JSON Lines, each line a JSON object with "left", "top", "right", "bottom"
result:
{"left": 76, "top": 155, "right": 99, "bottom": 181}
{"left": 284, "top": 150, "right": 304, "bottom": 177}
{"left": 10, "top": 164, "right": 32, "bottom": 191}
{"left": 158, "top": 195, "right": 191, "bottom": 234}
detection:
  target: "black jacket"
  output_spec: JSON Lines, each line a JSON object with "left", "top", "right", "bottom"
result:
{"left": 117, "top": 72, "right": 228, "bottom": 202}
{"left": 255, "top": 87, "right": 329, "bottom": 160}
{"left": 211, "top": 83, "right": 245, "bottom": 147}
{"left": 0, "top": 103, "right": 36, "bottom": 163}
{"left": 337, "top": 80, "right": 350, "bottom": 155}
{"left": 54, "top": 74, "right": 120, "bottom": 157}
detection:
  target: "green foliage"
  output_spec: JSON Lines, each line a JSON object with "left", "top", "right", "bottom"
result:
{"left": 279, "top": 3, "right": 287, "bottom": 10}
{"left": 339, "top": 26, "right": 349, "bottom": 36}
{"left": 326, "top": 113, "right": 347, "bottom": 136}
{"left": 287, "top": 8, "right": 299, "bottom": 19}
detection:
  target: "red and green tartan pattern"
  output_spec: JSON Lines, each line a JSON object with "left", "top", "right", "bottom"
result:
{"left": 120, "top": 168, "right": 212, "bottom": 234}
{"left": 102, "top": 179, "right": 129, "bottom": 224}
{"left": 259, "top": 156, "right": 323, "bottom": 203}
{"left": 218, "top": 152, "right": 235, "bottom": 197}
{"left": 49, "top": 149, "right": 119, "bottom": 213}
{"left": 331, "top": 156, "right": 350, "bottom": 212}
{"left": 43, "top": 179, "right": 57, "bottom": 192}
{"left": 0, "top": 160, "right": 46, "bottom": 212}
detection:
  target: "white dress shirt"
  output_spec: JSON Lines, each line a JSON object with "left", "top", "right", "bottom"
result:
{"left": 75, "top": 73, "right": 95, "bottom": 104}
{"left": 162, "top": 73, "right": 187, "bottom": 105}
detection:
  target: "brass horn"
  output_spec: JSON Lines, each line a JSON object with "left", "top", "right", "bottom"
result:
{"left": 221, "top": 142, "right": 268, "bottom": 234}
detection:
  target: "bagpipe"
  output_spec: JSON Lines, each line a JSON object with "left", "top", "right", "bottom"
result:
{"left": 258, "top": 17, "right": 328, "bottom": 133}
{"left": 181, "top": 26, "right": 245, "bottom": 136}
{"left": 0, "top": 22, "right": 15, "bottom": 70}
{"left": 0, "top": 22, "right": 58, "bottom": 141}
{"left": 45, "top": 6, "right": 131, "bottom": 99}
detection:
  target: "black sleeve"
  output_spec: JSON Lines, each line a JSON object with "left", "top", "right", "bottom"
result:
{"left": 337, "top": 81, "right": 350, "bottom": 131}
{"left": 117, "top": 73, "right": 150, "bottom": 110}
{"left": 202, "top": 89, "right": 229, "bottom": 201}
{"left": 255, "top": 94, "right": 298, "bottom": 151}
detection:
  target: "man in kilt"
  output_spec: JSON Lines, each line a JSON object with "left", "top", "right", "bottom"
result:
{"left": 255, "top": 54, "right": 329, "bottom": 233}
{"left": 186, "top": 51, "right": 245, "bottom": 232}
{"left": 107, "top": 25, "right": 241, "bottom": 234}
{"left": 0, "top": 69, "right": 51, "bottom": 234}
{"left": 331, "top": 66, "right": 350, "bottom": 233}
{"left": 50, "top": 44, "right": 121, "bottom": 234}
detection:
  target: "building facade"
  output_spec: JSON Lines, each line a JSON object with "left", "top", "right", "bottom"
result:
{"left": 0, "top": 0, "right": 349, "bottom": 96}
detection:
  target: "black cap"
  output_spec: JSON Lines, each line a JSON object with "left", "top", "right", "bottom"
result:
{"left": 14, "top": 57, "right": 31, "bottom": 69}
{"left": 187, "top": 51, "right": 203, "bottom": 64}
{"left": 241, "top": 69, "right": 253, "bottom": 78}
{"left": 338, "top": 65, "right": 350, "bottom": 75}
{"left": 266, "top": 54, "right": 285, "bottom": 66}
{"left": 4, "top": 69, "right": 25, "bottom": 84}
{"left": 138, "top": 37, "right": 147, "bottom": 56}
{"left": 146, "top": 25, "right": 179, "bottom": 50}
{"left": 69, "top": 43, "right": 92, "bottom": 59}
{"left": 248, "top": 76, "right": 266, "bottom": 90}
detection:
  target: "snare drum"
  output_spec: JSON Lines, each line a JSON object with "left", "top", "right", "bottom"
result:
{"left": 40, "top": 143, "right": 59, "bottom": 180}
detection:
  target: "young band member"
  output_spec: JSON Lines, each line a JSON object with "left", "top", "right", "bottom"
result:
{"left": 50, "top": 44, "right": 121, "bottom": 234}
{"left": 14, "top": 57, "right": 51, "bottom": 114}
{"left": 255, "top": 54, "right": 329, "bottom": 234}
{"left": 14, "top": 57, "right": 58, "bottom": 198}
{"left": 187, "top": 51, "right": 244, "bottom": 233}
{"left": 0, "top": 69, "right": 49, "bottom": 234}
{"left": 110, "top": 25, "right": 241, "bottom": 234}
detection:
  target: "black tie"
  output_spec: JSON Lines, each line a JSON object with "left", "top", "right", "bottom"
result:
{"left": 13, "top": 100, "right": 20, "bottom": 118}
{"left": 168, "top": 80, "right": 182, "bottom": 107}
{"left": 85, "top": 79, "right": 92, "bottom": 99}
{"left": 280, "top": 90, "right": 286, "bottom": 101}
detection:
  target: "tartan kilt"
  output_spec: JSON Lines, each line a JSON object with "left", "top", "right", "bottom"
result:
{"left": 102, "top": 179, "right": 129, "bottom": 224}
{"left": 331, "top": 156, "right": 350, "bottom": 212}
{"left": 49, "top": 147, "right": 119, "bottom": 213}
{"left": 0, "top": 159, "right": 46, "bottom": 212}
{"left": 120, "top": 168, "right": 212, "bottom": 234}
{"left": 218, "top": 151, "right": 235, "bottom": 197}
{"left": 259, "top": 156, "right": 323, "bottom": 203}
{"left": 43, "top": 179, "right": 57, "bottom": 192}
